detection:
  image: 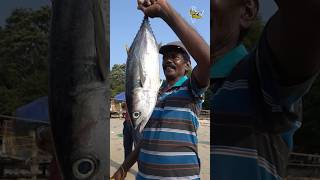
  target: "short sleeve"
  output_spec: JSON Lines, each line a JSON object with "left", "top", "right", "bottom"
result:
{"left": 255, "top": 26, "right": 319, "bottom": 116}
{"left": 189, "top": 76, "right": 208, "bottom": 102}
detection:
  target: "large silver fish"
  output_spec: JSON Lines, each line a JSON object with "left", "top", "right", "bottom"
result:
{"left": 49, "top": 0, "right": 109, "bottom": 179}
{"left": 126, "top": 18, "right": 160, "bottom": 135}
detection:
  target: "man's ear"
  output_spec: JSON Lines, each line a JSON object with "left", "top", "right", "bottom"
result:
{"left": 184, "top": 62, "right": 192, "bottom": 74}
{"left": 239, "top": 0, "right": 259, "bottom": 29}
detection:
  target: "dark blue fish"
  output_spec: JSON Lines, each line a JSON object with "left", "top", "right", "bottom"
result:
{"left": 49, "top": 0, "right": 109, "bottom": 179}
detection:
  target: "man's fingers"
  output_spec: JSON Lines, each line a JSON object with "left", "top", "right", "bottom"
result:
{"left": 137, "top": 0, "right": 143, "bottom": 8}
{"left": 137, "top": 0, "right": 148, "bottom": 12}
{"left": 144, "top": 0, "right": 151, "bottom": 6}
{"left": 137, "top": 0, "right": 160, "bottom": 18}
{"left": 141, "top": 7, "right": 155, "bottom": 18}
{"left": 137, "top": 0, "right": 143, "bottom": 5}
{"left": 138, "top": 5, "right": 147, "bottom": 15}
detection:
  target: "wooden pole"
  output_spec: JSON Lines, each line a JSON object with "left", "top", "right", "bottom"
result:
{"left": 30, "top": 130, "right": 38, "bottom": 180}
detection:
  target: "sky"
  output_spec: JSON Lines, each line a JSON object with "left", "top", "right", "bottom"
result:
{"left": 0, "top": 0, "right": 277, "bottom": 78}
{"left": 110, "top": 0, "right": 210, "bottom": 79}
{"left": 0, "top": 0, "right": 50, "bottom": 26}
{"left": 0, "top": 0, "right": 276, "bottom": 26}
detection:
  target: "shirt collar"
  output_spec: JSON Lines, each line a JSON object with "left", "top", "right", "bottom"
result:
{"left": 161, "top": 75, "right": 188, "bottom": 89}
{"left": 210, "top": 44, "right": 248, "bottom": 79}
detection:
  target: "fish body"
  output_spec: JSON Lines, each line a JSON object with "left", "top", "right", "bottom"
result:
{"left": 125, "top": 18, "right": 160, "bottom": 135}
{"left": 49, "top": 0, "right": 109, "bottom": 179}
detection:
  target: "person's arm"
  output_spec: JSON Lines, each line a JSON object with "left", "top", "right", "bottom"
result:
{"left": 267, "top": 1, "right": 320, "bottom": 85}
{"left": 138, "top": 0, "right": 210, "bottom": 87}
{"left": 111, "top": 141, "right": 143, "bottom": 180}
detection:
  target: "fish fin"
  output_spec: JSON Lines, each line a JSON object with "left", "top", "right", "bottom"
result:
{"left": 158, "top": 80, "right": 162, "bottom": 90}
{"left": 93, "top": 0, "right": 108, "bottom": 81}
{"left": 158, "top": 42, "right": 162, "bottom": 50}
{"left": 125, "top": 44, "right": 130, "bottom": 55}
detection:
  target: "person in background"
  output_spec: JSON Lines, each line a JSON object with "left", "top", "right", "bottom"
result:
{"left": 36, "top": 126, "right": 62, "bottom": 180}
{"left": 121, "top": 102, "right": 134, "bottom": 159}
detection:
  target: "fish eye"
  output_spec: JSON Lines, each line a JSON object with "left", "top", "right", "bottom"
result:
{"left": 72, "top": 158, "right": 96, "bottom": 179}
{"left": 133, "top": 112, "right": 141, "bottom": 119}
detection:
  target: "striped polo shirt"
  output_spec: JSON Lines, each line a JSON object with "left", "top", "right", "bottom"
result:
{"left": 137, "top": 75, "right": 206, "bottom": 180}
{"left": 210, "top": 28, "right": 318, "bottom": 180}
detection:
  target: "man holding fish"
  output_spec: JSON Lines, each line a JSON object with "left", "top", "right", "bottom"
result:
{"left": 112, "top": 0, "right": 210, "bottom": 179}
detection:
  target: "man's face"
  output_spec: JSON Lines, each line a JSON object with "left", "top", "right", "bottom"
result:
{"left": 162, "top": 50, "right": 188, "bottom": 81}
{"left": 212, "top": 0, "right": 243, "bottom": 54}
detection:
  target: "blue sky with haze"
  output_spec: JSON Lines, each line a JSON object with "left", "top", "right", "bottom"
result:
{"left": 0, "top": 0, "right": 277, "bottom": 78}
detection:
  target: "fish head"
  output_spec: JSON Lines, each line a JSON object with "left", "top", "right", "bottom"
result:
{"left": 130, "top": 109, "right": 146, "bottom": 132}
{"left": 128, "top": 88, "right": 158, "bottom": 132}
{"left": 128, "top": 93, "right": 147, "bottom": 130}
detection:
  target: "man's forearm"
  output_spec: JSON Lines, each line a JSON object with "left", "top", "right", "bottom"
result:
{"left": 161, "top": 2, "right": 210, "bottom": 86}
{"left": 121, "top": 141, "right": 142, "bottom": 172}
{"left": 267, "top": 1, "right": 320, "bottom": 85}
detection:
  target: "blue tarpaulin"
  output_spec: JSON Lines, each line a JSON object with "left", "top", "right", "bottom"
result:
{"left": 15, "top": 96, "right": 49, "bottom": 124}
{"left": 114, "top": 92, "right": 125, "bottom": 102}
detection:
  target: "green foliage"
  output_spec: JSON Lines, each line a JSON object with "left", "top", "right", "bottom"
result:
{"left": 110, "top": 64, "right": 126, "bottom": 97}
{"left": 0, "top": 6, "right": 51, "bottom": 115}
{"left": 294, "top": 77, "right": 320, "bottom": 153}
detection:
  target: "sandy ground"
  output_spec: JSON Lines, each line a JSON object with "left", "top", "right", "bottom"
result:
{"left": 110, "top": 117, "right": 210, "bottom": 179}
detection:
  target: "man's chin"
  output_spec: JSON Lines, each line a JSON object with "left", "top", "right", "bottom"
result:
{"left": 164, "top": 73, "right": 176, "bottom": 80}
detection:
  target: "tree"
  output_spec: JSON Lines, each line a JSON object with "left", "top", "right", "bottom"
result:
{"left": 110, "top": 64, "right": 126, "bottom": 97}
{"left": 294, "top": 77, "right": 320, "bottom": 153}
{"left": 0, "top": 6, "right": 51, "bottom": 115}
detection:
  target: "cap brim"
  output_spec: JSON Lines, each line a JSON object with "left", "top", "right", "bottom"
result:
{"left": 159, "top": 45, "right": 188, "bottom": 55}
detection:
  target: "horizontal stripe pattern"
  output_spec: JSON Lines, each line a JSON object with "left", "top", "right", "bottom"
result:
{"left": 210, "top": 37, "right": 301, "bottom": 180}
{"left": 151, "top": 108, "right": 198, "bottom": 123}
{"left": 138, "top": 160, "right": 199, "bottom": 177}
{"left": 141, "top": 149, "right": 197, "bottom": 156}
{"left": 143, "top": 128, "right": 197, "bottom": 136}
{"left": 137, "top": 171, "right": 200, "bottom": 180}
{"left": 142, "top": 139, "right": 197, "bottom": 153}
{"left": 146, "top": 119, "right": 196, "bottom": 132}
{"left": 138, "top": 76, "right": 204, "bottom": 179}
{"left": 142, "top": 129, "right": 198, "bottom": 144}
{"left": 212, "top": 146, "right": 282, "bottom": 180}
{"left": 261, "top": 89, "right": 282, "bottom": 112}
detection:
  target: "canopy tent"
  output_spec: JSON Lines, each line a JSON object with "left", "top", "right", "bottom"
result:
{"left": 15, "top": 96, "right": 50, "bottom": 133}
{"left": 15, "top": 96, "right": 49, "bottom": 123}
{"left": 114, "top": 92, "right": 125, "bottom": 102}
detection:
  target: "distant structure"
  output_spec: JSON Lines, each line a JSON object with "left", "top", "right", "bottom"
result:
{"left": 0, "top": 96, "right": 51, "bottom": 179}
